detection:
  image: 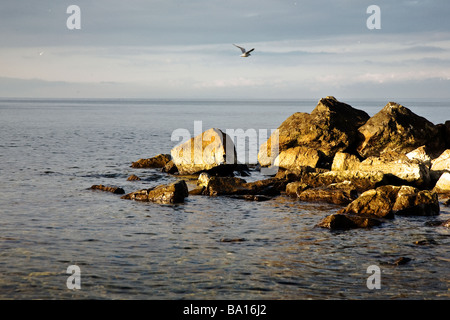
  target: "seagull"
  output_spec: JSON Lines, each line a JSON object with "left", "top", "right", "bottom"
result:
{"left": 233, "top": 44, "right": 255, "bottom": 57}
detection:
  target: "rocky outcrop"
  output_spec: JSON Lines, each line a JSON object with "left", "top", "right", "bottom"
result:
{"left": 131, "top": 154, "right": 171, "bottom": 168}
{"left": 357, "top": 102, "right": 443, "bottom": 158}
{"left": 90, "top": 185, "right": 125, "bottom": 194}
{"left": 171, "top": 128, "right": 239, "bottom": 175}
{"left": 258, "top": 96, "right": 370, "bottom": 167}
{"left": 338, "top": 185, "right": 439, "bottom": 218}
{"left": 121, "top": 180, "right": 188, "bottom": 204}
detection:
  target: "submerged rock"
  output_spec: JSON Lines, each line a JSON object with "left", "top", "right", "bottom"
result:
{"left": 316, "top": 213, "right": 383, "bottom": 230}
{"left": 357, "top": 102, "right": 442, "bottom": 158}
{"left": 90, "top": 185, "right": 125, "bottom": 194}
{"left": 127, "top": 174, "right": 141, "bottom": 181}
{"left": 131, "top": 154, "right": 171, "bottom": 168}
{"left": 121, "top": 180, "right": 188, "bottom": 204}
{"left": 258, "top": 96, "right": 370, "bottom": 167}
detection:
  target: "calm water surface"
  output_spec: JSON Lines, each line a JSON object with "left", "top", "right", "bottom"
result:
{"left": 0, "top": 98, "right": 449, "bottom": 299}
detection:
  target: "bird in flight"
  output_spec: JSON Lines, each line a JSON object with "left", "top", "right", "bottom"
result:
{"left": 233, "top": 44, "right": 255, "bottom": 57}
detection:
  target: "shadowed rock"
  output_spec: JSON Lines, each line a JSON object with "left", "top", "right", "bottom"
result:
{"left": 316, "top": 213, "right": 383, "bottom": 230}
{"left": 357, "top": 102, "right": 443, "bottom": 158}
{"left": 258, "top": 96, "right": 370, "bottom": 167}
{"left": 121, "top": 180, "right": 188, "bottom": 204}
{"left": 90, "top": 185, "right": 125, "bottom": 194}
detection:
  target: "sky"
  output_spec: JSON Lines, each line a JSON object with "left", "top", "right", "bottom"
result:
{"left": 1, "top": 0, "right": 450, "bottom": 100}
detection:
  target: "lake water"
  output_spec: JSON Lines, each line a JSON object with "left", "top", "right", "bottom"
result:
{"left": 0, "top": 98, "right": 449, "bottom": 300}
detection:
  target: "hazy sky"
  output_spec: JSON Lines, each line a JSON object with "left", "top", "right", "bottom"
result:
{"left": 1, "top": 0, "right": 450, "bottom": 99}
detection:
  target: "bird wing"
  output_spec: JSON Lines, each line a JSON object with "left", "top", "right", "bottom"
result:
{"left": 246, "top": 48, "right": 255, "bottom": 54}
{"left": 233, "top": 44, "right": 246, "bottom": 54}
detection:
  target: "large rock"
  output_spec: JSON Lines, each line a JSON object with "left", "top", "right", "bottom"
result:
{"left": 273, "top": 146, "right": 324, "bottom": 170}
{"left": 121, "top": 180, "right": 188, "bottom": 204}
{"left": 338, "top": 185, "right": 439, "bottom": 218}
{"left": 258, "top": 96, "right": 370, "bottom": 166}
{"left": 171, "top": 128, "right": 237, "bottom": 175}
{"left": 131, "top": 154, "right": 172, "bottom": 168}
{"left": 357, "top": 102, "right": 442, "bottom": 158}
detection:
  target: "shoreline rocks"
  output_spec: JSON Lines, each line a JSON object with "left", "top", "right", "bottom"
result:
{"left": 90, "top": 96, "right": 449, "bottom": 235}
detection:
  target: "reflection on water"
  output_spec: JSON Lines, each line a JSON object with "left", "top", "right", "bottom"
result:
{"left": 0, "top": 99, "right": 449, "bottom": 299}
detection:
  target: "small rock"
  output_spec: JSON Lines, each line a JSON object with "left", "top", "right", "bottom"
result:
{"left": 441, "top": 219, "right": 450, "bottom": 228}
{"left": 161, "top": 160, "right": 179, "bottom": 174}
{"left": 127, "top": 174, "right": 141, "bottom": 181}
{"left": 393, "top": 257, "right": 412, "bottom": 266}
{"left": 90, "top": 185, "right": 125, "bottom": 194}
{"left": 220, "top": 238, "right": 246, "bottom": 243}
{"left": 414, "top": 239, "right": 438, "bottom": 246}
{"left": 131, "top": 154, "right": 172, "bottom": 168}
{"left": 121, "top": 180, "right": 188, "bottom": 204}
